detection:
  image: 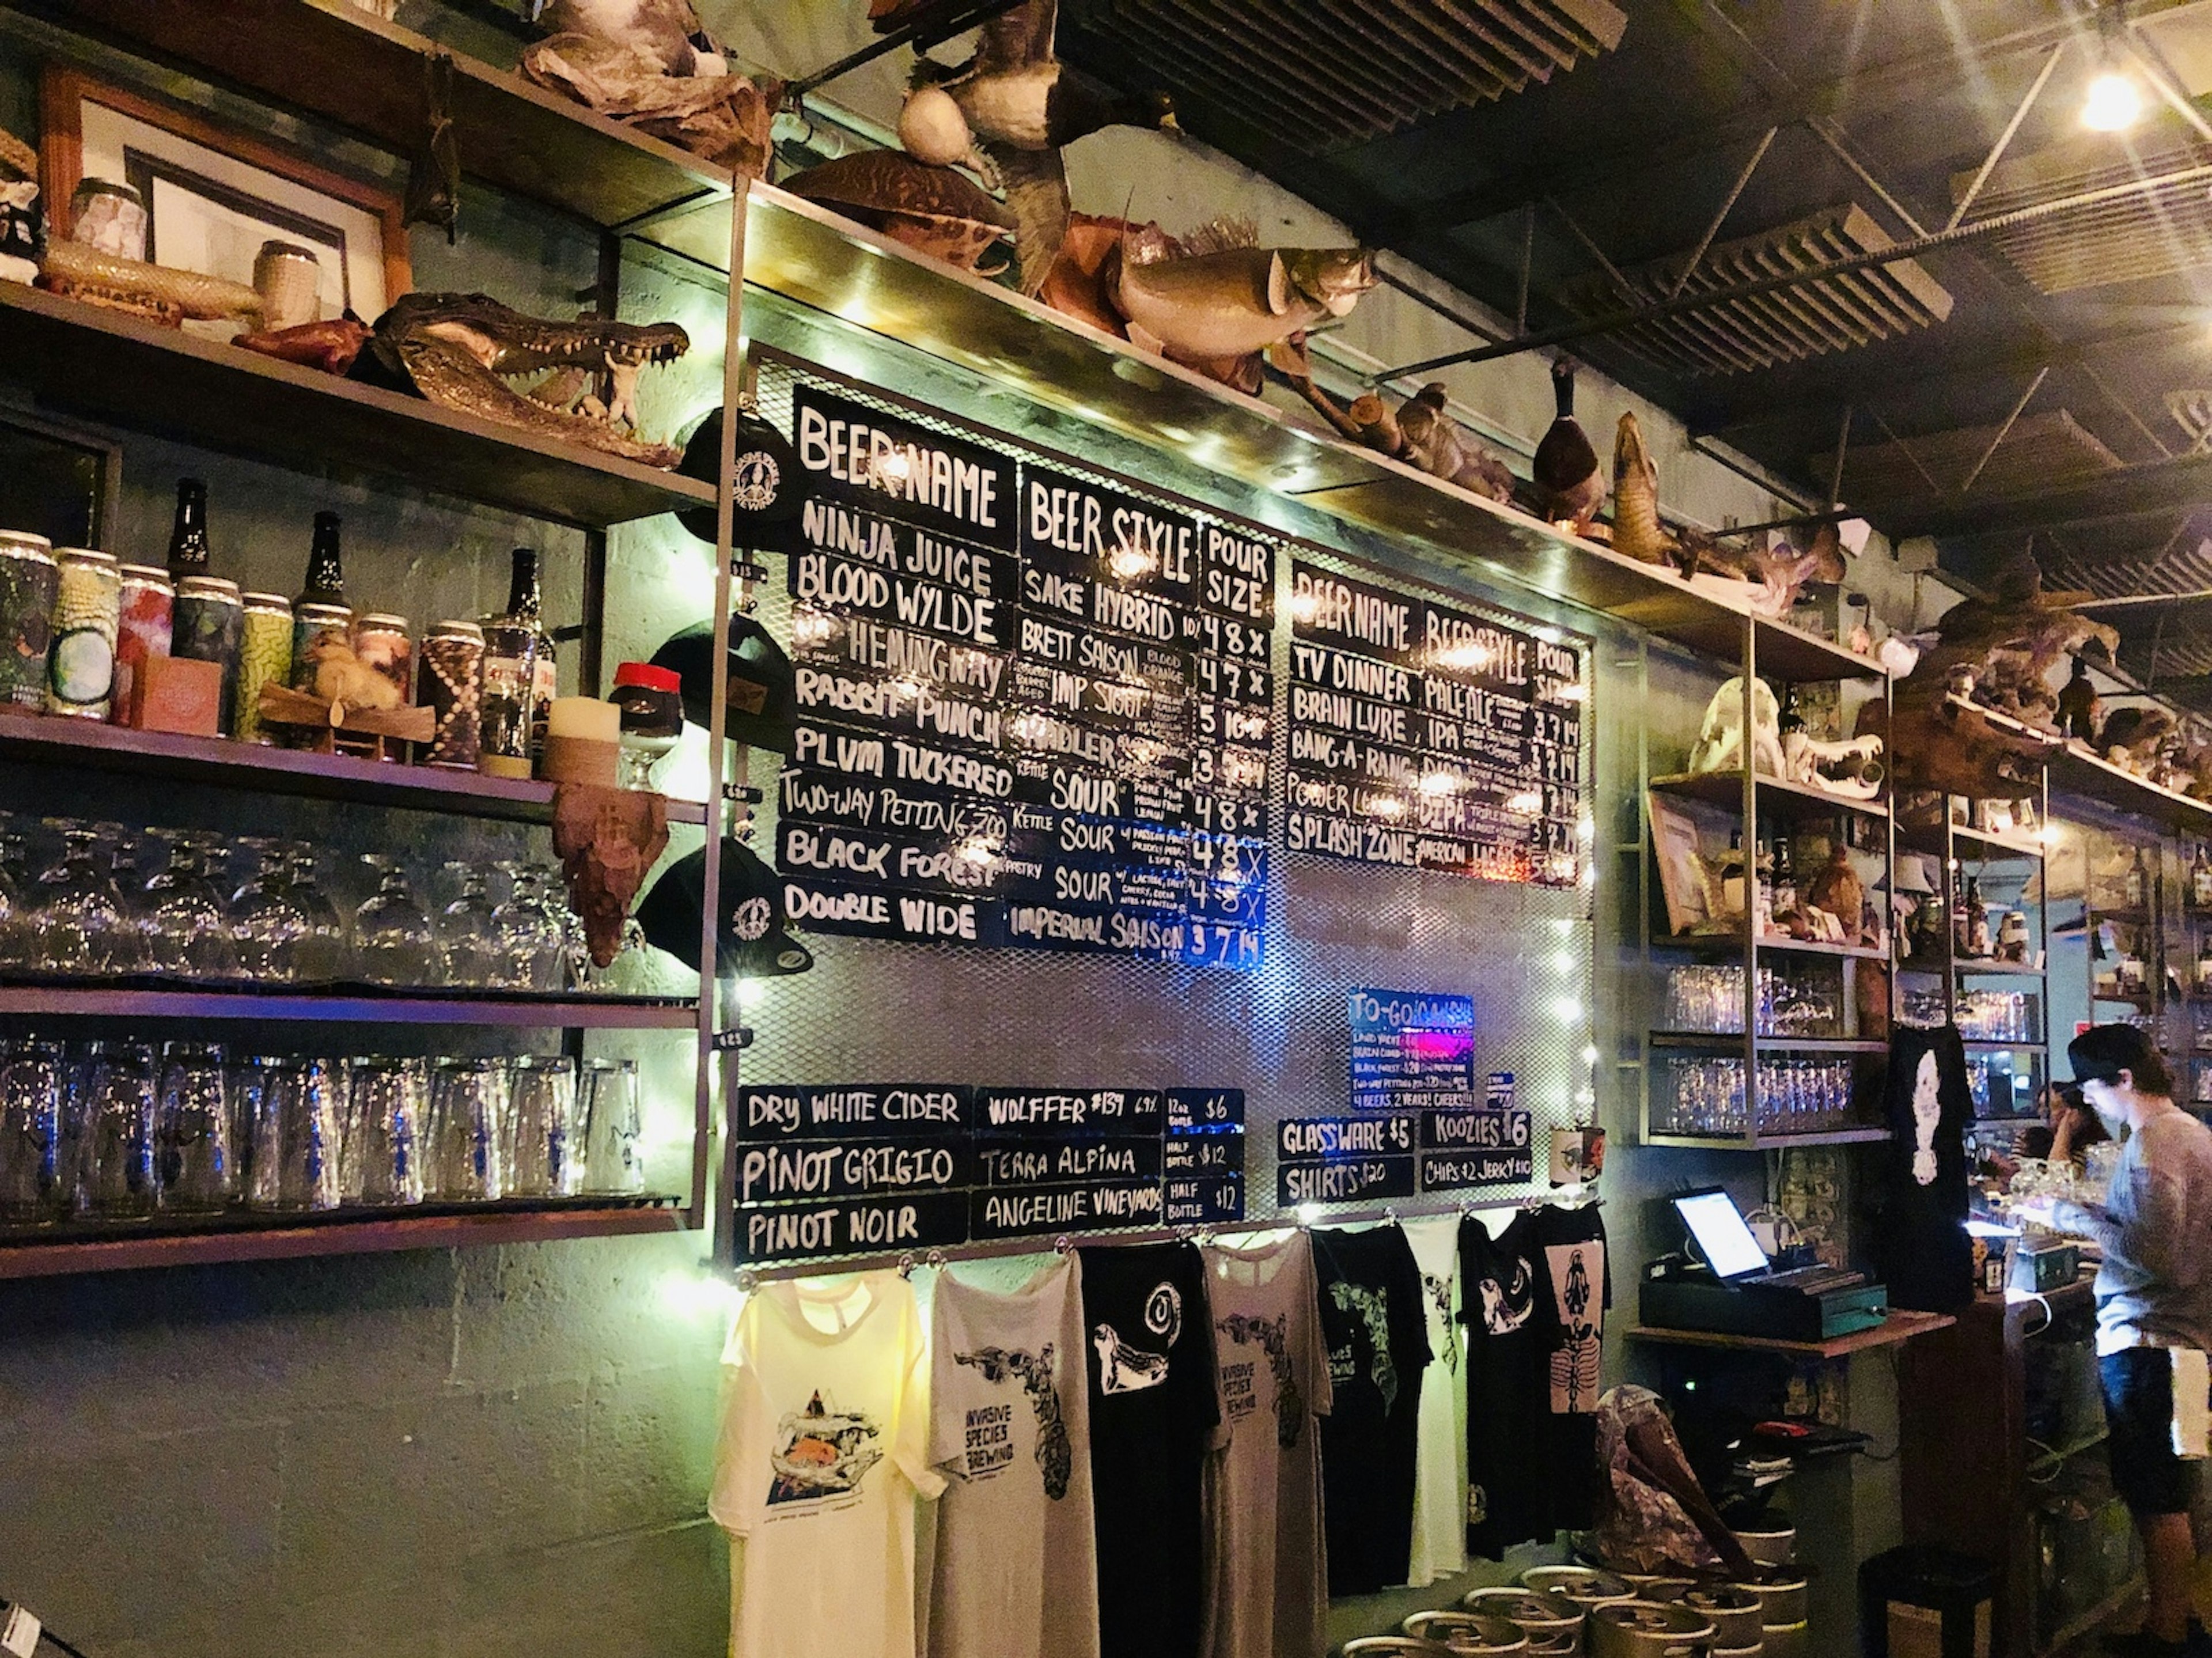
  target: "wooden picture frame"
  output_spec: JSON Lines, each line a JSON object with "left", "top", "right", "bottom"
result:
{"left": 40, "top": 66, "right": 410, "bottom": 321}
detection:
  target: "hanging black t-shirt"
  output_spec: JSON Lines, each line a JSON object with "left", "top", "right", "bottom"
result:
{"left": 1530, "top": 1203, "right": 1611, "bottom": 1530}
{"left": 1880, "top": 1024, "right": 1975, "bottom": 1313}
{"left": 1313, "top": 1224, "right": 1433, "bottom": 1595}
{"left": 1081, "top": 1240, "right": 1221, "bottom": 1658}
{"left": 1460, "top": 1211, "right": 1551, "bottom": 1558}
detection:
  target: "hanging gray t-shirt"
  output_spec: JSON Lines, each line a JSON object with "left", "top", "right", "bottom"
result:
{"left": 2089, "top": 1108, "right": 2212, "bottom": 1356}
{"left": 928, "top": 1256, "right": 1101, "bottom": 1658}
{"left": 1201, "top": 1231, "right": 1333, "bottom": 1658}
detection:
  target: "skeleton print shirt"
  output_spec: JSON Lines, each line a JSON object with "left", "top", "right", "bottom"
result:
{"left": 929, "top": 1256, "right": 1100, "bottom": 1658}
{"left": 1313, "top": 1224, "right": 1433, "bottom": 1597}
{"left": 1080, "top": 1241, "right": 1221, "bottom": 1658}
{"left": 1531, "top": 1202, "right": 1611, "bottom": 1528}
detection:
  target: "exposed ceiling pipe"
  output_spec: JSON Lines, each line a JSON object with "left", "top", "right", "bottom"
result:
{"left": 1373, "top": 158, "right": 2212, "bottom": 380}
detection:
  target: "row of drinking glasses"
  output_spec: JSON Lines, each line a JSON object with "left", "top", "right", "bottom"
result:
{"left": 0, "top": 816, "right": 594, "bottom": 990}
{"left": 1956, "top": 990, "right": 2039, "bottom": 1044}
{"left": 1661, "top": 1057, "right": 1858, "bottom": 1135}
{"left": 0, "top": 1040, "right": 646, "bottom": 1224}
{"left": 1664, "top": 964, "right": 1842, "bottom": 1037}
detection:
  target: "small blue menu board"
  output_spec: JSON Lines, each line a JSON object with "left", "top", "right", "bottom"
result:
{"left": 1348, "top": 989, "right": 1476, "bottom": 1111}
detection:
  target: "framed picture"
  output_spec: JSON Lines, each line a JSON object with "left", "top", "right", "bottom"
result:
{"left": 1649, "top": 790, "right": 1740, "bottom": 937}
{"left": 40, "top": 67, "right": 410, "bottom": 335}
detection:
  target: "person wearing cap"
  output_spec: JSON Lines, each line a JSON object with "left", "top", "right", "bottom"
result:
{"left": 2016, "top": 1025, "right": 2212, "bottom": 1658}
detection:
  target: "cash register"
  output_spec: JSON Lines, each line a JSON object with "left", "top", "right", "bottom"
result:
{"left": 1640, "top": 1187, "right": 1889, "bottom": 1342}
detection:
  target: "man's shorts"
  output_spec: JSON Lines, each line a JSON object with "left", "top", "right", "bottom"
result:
{"left": 2103, "top": 1347, "right": 2198, "bottom": 1516}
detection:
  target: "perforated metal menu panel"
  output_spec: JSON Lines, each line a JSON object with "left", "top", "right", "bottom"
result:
{"left": 734, "top": 352, "right": 1594, "bottom": 1266}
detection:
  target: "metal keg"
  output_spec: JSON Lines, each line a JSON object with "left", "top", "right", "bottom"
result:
{"left": 1343, "top": 1640, "right": 1458, "bottom": 1658}
{"left": 1465, "top": 1587, "right": 1586, "bottom": 1649}
{"left": 1760, "top": 1623, "right": 1807, "bottom": 1658}
{"left": 1522, "top": 1567, "right": 1639, "bottom": 1612}
{"left": 1524, "top": 1633, "right": 1581, "bottom": 1658}
{"left": 1403, "top": 1611, "right": 1531, "bottom": 1656}
{"left": 1733, "top": 1529, "right": 1795, "bottom": 1566}
{"left": 1740, "top": 1570, "right": 1808, "bottom": 1627}
{"left": 1647, "top": 1583, "right": 1764, "bottom": 1648}
{"left": 1589, "top": 1601, "right": 1718, "bottom": 1658}
{"left": 1713, "top": 1644, "right": 1763, "bottom": 1658}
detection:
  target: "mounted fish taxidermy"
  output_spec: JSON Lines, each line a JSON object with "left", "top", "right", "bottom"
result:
{"left": 877, "top": 0, "right": 1177, "bottom": 296}
{"left": 1038, "top": 213, "right": 1375, "bottom": 395}
{"left": 783, "top": 152, "right": 1017, "bottom": 275}
{"left": 350, "top": 293, "right": 690, "bottom": 468}
{"left": 521, "top": 0, "right": 779, "bottom": 176}
{"left": 1612, "top": 411, "right": 1846, "bottom": 616}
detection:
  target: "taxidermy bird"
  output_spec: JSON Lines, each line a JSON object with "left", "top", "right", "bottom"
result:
{"left": 1534, "top": 358, "right": 1604, "bottom": 529}
{"left": 893, "top": 0, "right": 1177, "bottom": 295}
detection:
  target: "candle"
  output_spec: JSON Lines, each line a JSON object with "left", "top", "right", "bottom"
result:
{"left": 546, "top": 696, "right": 620, "bottom": 743}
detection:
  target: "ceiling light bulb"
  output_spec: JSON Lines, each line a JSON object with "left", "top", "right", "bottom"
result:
{"left": 2082, "top": 70, "right": 2142, "bottom": 132}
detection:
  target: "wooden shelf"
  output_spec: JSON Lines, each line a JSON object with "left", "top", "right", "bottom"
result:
{"left": 2051, "top": 743, "right": 2212, "bottom": 836}
{"left": 0, "top": 709, "right": 708, "bottom": 825}
{"left": 0, "top": 986, "right": 698, "bottom": 1026}
{"left": 1650, "top": 771, "right": 1890, "bottom": 819}
{"left": 1649, "top": 1032, "right": 1884, "bottom": 1052}
{"left": 35, "top": 0, "right": 728, "bottom": 230}
{"left": 1627, "top": 1308, "right": 1955, "bottom": 1358}
{"left": 1655, "top": 932, "right": 1889, "bottom": 961}
{"left": 1962, "top": 1039, "right": 2049, "bottom": 1051}
{"left": 1643, "top": 1126, "right": 1893, "bottom": 1150}
{"left": 1899, "top": 822, "right": 2049, "bottom": 860}
{"left": 21, "top": 0, "right": 1902, "bottom": 685}
{"left": 0, "top": 1198, "right": 687, "bottom": 1280}
{"left": 0, "top": 281, "right": 712, "bottom": 529}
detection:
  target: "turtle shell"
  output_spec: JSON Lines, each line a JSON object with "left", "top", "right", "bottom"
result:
{"left": 784, "top": 151, "right": 1014, "bottom": 272}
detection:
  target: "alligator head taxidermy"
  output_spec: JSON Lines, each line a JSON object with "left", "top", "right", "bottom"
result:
{"left": 353, "top": 293, "right": 690, "bottom": 467}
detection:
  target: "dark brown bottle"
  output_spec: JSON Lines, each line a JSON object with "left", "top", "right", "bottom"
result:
{"left": 506, "top": 547, "right": 558, "bottom": 760}
{"left": 298, "top": 512, "right": 344, "bottom": 607}
{"left": 166, "top": 478, "right": 211, "bottom": 577}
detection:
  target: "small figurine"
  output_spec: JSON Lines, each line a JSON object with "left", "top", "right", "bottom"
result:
{"left": 0, "top": 131, "right": 40, "bottom": 286}
{"left": 2056, "top": 656, "right": 2099, "bottom": 743}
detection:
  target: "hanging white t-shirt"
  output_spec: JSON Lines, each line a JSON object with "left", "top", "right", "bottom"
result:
{"left": 1404, "top": 1212, "right": 1469, "bottom": 1585}
{"left": 1201, "top": 1230, "right": 1333, "bottom": 1658}
{"left": 711, "top": 1272, "right": 943, "bottom": 1658}
{"left": 927, "top": 1256, "right": 1102, "bottom": 1658}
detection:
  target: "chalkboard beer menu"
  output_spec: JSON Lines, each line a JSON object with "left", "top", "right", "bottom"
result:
{"left": 778, "top": 382, "right": 1274, "bottom": 970}
{"left": 1284, "top": 559, "right": 1582, "bottom": 884}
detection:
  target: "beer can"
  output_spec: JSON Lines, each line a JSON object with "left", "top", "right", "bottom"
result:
{"left": 0, "top": 531, "right": 57, "bottom": 710}
{"left": 114, "top": 563, "right": 174, "bottom": 724}
{"left": 289, "top": 601, "right": 354, "bottom": 695}
{"left": 172, "top": 575, "right": 243, "bottom": 737}
{"left": 45, "top": 547, "right": 120, "bottom": 720}
{"left": 416, "top": 620, "right": 484, "bottom": 770}
{"left": 234, "top": 592, "right": 294, "bottom": 744}
{"left": 352, "top": 612, "right": 414, "bottom": 702}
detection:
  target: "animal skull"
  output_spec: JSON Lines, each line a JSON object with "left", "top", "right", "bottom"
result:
{"left": 1690, "top": 677, "right": 1786, "bottom": 778}
{"left": 1781, "top": 730, "right": 1885, "bottom": 797}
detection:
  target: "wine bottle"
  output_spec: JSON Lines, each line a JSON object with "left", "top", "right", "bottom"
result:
{"left": 1772, "top": 832, "right": 1797, "bottom": 918}
{"left": 166, "top": 478, "right": 211, "bottom": 578}
{"left": 2126, "top": 845, "right": 2150, "bottom": 911}
{"left": 298, "top": 512, "right": 344, "bottom": 607}
{"left": 2196, "top": 936, "right": 2212, "bottom": 993}
{"left": 506, "top": 547, "right": 558, "bottom": 761}
{"left": 2192, "top": 843, "right": 2212, "bottom": 911}
{"left": 478, "top": 550, "right": 543, "bottom": 780}
{"left": 1965, "top": 876, "right": 1990, "bottom": 960}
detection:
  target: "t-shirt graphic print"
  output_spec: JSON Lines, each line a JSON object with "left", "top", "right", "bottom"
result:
{"left": 929, "top": 1257, "right": 1100, "bottom": 1658}
{"left": 1082, "top": 1241, "right": 1221, "bottom": 1658}
{"left": 1404, "top": 1213, "right": 1468, "bottom": 1587}
{"left": 1532, "top": 1203, "right": 1609, "bottom": 1528}
{"left": 1314, "top": 1224, "right": 1433, "bottom": 1597}
{"left": 1202, "top": 1231, "right": 1333, "bottom": 1658}
{"left": 711, "top": 1271, "right": 942, "bottom": 1658}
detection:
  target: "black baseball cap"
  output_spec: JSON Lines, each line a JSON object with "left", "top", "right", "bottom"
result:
{"left": 635, "top": 838, "right": 813, "bottom": 978}
{"left": 649, "top": 615, "right": 796, "bottom": 753}
{"left": 674, "top": 406, "right": 807, "bottom": 544}
{"left": 2067, "top": 1023, "right": 2166, "bottom": 1090}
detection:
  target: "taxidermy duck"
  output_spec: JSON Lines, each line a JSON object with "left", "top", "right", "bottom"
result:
{"left": 2056, "top": 657, "right": 2100, "bottom": 743}
{"left": 889, "top": 0, "right": 1177, "bottom": 296}
{"left": 1534, "top": 358, "right": 1604, "bottom": 530}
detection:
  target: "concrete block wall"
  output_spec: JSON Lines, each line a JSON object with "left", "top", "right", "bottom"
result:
{"left": 0, "top": 1235, "right": 730, "bottom": 1658}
